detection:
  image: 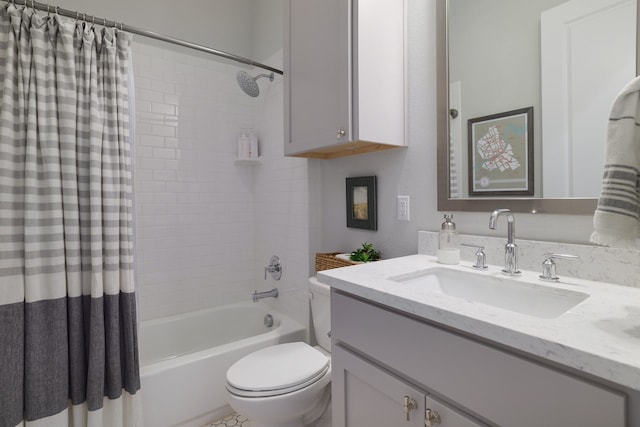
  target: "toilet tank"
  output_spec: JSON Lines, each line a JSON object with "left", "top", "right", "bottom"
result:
{"left": 308, "top": 276, "right": 331, "bottom": 352}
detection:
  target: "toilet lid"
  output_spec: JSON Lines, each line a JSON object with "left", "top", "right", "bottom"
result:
{"left": 226, "top": 342, "right": 329, "bottom": 394}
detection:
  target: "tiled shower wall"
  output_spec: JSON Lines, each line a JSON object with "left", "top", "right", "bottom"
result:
{"left": 132, "top": 42, "right": 315, "bottom": 326}
{"left": 252, "top": 50, "right": 318, "bottom": 330}
{"left": 132, "top": 41, "right": 263, "bottom": 321}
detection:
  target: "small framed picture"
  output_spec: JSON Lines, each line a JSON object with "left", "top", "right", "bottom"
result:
{"left": 346, "top": 176, "right": 377, "bottom": 230}
{"left": 468, "top": 107, "right": 534, "bottom": 196}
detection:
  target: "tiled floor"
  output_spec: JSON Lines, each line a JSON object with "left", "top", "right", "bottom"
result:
{"left": 207, "top": 413, "right": 251, "bottom": 427}
{"left": 207, "top": 410, "right": 332, "bottom": 427}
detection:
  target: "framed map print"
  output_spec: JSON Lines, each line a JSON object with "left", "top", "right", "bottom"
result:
{"left": 467, "top": 107, "right": 534, "bottom": 196}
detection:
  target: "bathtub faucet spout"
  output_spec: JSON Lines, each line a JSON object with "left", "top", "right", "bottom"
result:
{"left": 252, "top": 287, "right": 279, "bottom": 302}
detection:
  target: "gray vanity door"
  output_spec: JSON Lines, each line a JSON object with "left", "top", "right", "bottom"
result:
{"left": 332, "top": 345, "right": 426, "bottom": 427}
{"left": 333, "top": 344, "right": 488, "bottom": 427}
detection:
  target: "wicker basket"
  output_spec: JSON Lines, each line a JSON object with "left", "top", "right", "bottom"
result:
{"left": 315, "top": 252, "right": 359, "bottom": 272}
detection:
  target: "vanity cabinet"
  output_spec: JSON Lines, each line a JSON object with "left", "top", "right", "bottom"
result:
{"left": 284, "top": 0, "right": 406, "bottom": 159}
{"left": 331, "top": 290, "right": 627, "bottom": 427}
{"left": 333, "top": 345, "right": 485, "bottom": 426}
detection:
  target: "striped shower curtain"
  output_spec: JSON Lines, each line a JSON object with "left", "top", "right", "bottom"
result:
{"left": 0, "top": 3, "right": 141, "bottom": 426}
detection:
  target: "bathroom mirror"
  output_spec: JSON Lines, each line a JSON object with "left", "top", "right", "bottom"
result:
{"left": 437, "top": 0, "right": 640, "bottom": 214}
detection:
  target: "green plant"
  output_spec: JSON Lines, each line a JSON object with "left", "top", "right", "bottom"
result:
{"left": 350, "top": 242, "right": 381, "bottom": 262}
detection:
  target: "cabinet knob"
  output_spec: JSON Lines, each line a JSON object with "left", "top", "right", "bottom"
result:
{"left": 402, "top": 396, "right": 418, "bottom": 421}
{"left": 425, "top": 408, "right": 442, "bottom": 426}
{"left": 336, "top": 129, "right": 346, "bottom": 139}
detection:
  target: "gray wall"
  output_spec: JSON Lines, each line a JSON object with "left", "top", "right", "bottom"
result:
{"left": 48, "top": 0, "right": 282, "bottom": 63}
{"left": 318, "top": 0, "right": 595, "bottom": 263}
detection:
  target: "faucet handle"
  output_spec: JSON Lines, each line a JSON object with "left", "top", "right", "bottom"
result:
{"left": 264, "top": 255, "right": 282, "bottom": 281}
{"left": 461, "top": 243, "right": 488, "bottom": 270}
{"left": 539, "top": 253, "right": 579, "bottom": 282}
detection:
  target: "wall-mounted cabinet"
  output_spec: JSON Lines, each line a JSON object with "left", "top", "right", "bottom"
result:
{"left": 284, "top": 0, "right": 407, "bottom": 159}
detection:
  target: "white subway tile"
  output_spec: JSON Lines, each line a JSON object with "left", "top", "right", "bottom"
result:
{"left": 154, "top": 193, "right": 178, "bottom": 204}
{"left": 136, "top": 123, "right": 153, "bottom": 135}
{"left": 139, "top": 158, "right": 165, "bottom": 170}
{"left": 151, "top": 79, "right": 175, "bottom": 94}
{"left": 135, "top": 77, "right": 152, "bottom": 90}
{"left": 138, "top": 134, "right": 165, "bottom": 148}
{"left": 151, "top": 125, "right": 176, "bottom": 137}
{"left": 164, "top": 160, "right": 179, "bottom": 170}
{"left": 138, "top": 88, "right": 164, "bottom": 103}
{"left": 151, "top": 102, "right": 176, "bottom": 116}
{"left": 165, "top": 182, "right": 189, "bottom": 193}
{"left": 135, "top": 146, "right": 154, "bottom": 158}
{"left": 153, "top": 169, "right": 177, "bottom": 182}
{"left": 152, "top": 147, "right": 176, "bottom": 160}
{"left": 164, "top": 137, "right": 179, "bottom": 148}
{"left": 164, "top": 93, "right": 179, "bottom": 106}
{"left": 136, "top": 100, "right": 152, "bottom": 113}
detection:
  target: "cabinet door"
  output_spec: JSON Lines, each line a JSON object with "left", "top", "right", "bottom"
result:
{"left": 425, "top": 395, "right": 488, "bottom": 427}
{"left": 284, "top": 0, "right": 350, "bottom": 156}
{"left": 332, "top": 345, "right": 425, "bottom": 427}
{"left": 354, "top": 0, "right": 405, "bottom": 145}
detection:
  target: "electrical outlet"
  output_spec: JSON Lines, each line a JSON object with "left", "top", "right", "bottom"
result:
{"left": 397, "top": 196, "right": 410, "bottom": 221}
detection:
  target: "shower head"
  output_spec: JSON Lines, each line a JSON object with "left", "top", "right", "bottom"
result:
{"left": 236, "top": 71, "right": 274, "bottom": 97}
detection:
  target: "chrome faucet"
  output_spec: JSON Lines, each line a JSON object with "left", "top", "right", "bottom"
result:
{"left": 489, "top": 209, "right": 520, "bottom": 275}
{"left": 252, "top": 287, "right": 279, "bottom": 302}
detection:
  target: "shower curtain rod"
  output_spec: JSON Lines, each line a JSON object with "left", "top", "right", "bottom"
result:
{"left": 7, "top": 0, "right": 284, "bottom": 75}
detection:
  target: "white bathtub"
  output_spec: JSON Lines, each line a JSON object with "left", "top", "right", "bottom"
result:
{"left": 139, "top": 302, "right": 307, "bottom": 427}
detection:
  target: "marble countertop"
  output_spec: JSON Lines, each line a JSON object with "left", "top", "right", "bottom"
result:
{"left": 317, "top": 254, "right": 640, "bottom": 392}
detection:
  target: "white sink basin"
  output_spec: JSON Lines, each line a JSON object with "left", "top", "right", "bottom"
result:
{"left": 389, "top": 268, "right": 589, "bottom": 319}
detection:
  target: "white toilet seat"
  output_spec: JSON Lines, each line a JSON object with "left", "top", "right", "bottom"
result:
{"left": 226, "top": 342, "right": 330, "bottom": 398}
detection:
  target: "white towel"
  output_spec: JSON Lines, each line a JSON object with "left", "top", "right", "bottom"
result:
{"left": 590, "top": 75, "right": 640, "bottom": 249}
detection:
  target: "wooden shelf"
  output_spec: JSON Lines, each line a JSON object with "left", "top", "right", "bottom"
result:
{"left": 287, "top": 140, "right": 405, "bottom": 160}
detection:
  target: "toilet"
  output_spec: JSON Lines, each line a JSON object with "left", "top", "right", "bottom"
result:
{"left": 225, "top": 277, "right": 332, "bottom": 427}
